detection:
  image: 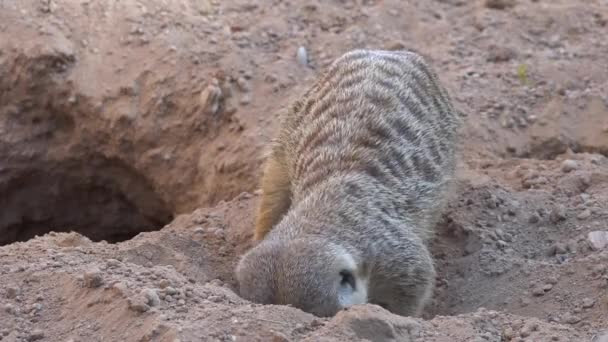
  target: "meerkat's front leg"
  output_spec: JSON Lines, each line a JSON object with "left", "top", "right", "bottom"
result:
{"left": 254, "top": 147, "right": 292, "bottom": 241}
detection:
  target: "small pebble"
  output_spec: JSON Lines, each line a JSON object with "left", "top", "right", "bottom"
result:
{"left": 532, "top": 285, "right": 546, "bottom": 296}
{"left": 546, "top": 276, "right": 559, "bottom": 285}
{"left": 130, "top": 301, "right": 150, "bottom": 313}
{"left": 561, "top": 159, "right": 579, "bottom": 173}
{"left": 26, "top": 330, "right": 44, "bottom": 341}
{"left": 528, "top": 213, "right": 540, "bottom": 224}
{"left": 588, "top": 231, "right": 608, "bottom": 250}
{"left": 519, "top": 322, "right": 538, "bottom": 337}
{"left": 548, "top": 242, "right": 568, "bottom": 256}
{"left": 236, "top": 76, "right": 250, "bottom": 92}
{"left": 165, "top": 287, "right": 177, "bottom": 295}
{"left": 549, "top": 207, "right": 566, "bottom": 224}
{"left": 582, "top": 298, "right": 595, "bottom": 308}
{"left": 106, "top": 259, "right": 121, "bottom": 268}
{"left": 503, "top": 327, "right": 514, "bottom": 339}
{"left": 577, "top": 209, "right": 592, "bottom": 220}
{"left": 296, "top": 46, "right": 308, "bottom": 66}
{"left": 31, "top": 303, "right": 43, "bottom": 312}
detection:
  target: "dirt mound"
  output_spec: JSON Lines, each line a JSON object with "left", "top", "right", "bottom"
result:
{"left": 1, "top": 0, "right": 608, "bottom": 341}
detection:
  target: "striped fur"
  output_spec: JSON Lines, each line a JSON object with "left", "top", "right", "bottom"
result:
{"left": 237, "top": 49, "right": 461, "bottom": 317}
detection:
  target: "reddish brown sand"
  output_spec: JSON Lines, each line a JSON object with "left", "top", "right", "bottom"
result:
{"left": 1, "top": 0, "right": 607, "bottom": 341}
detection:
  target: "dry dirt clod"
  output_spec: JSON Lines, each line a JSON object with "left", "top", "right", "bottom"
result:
{"left": 200, "top": 78, "right": 224, "bottom": 115}
{"left": 159, "top": 279, "right": 171, "bottom": 289}
{"left": 582, "top": 298, "right": 596, "bottom": 308}
{"left": 106, "top": 259, "right": 121, "bottom": 268}
{"left": 485, "top": 0, "right": 516, "bottom": 10}
{"left": 26, "top": 330, "right": 44, "bottom": 341}
{"left": 4, "top": 303, "right": 17, "bottom": 315}
{"left": 561, "top": 160, "right": 579, "bottom": 173}
{"left": 83, "top": 268, "right": 104, "bottom": 288}
{"left": 563, "top": 313, "right": 582, "bottom": 324}
{"left": 142, "top": 288, "right": 161, "bottom": 307}
{"left": 549, "top": 207, "right": 567, "bottom": 224}
{"left": 487, "top": 45, "right": 516, "bottom": 63}
{"left": 577, "top": 209, "right": 592, "bottom": 220}
{"left": 6, "top": 286, "right": 20, "bottom": 299}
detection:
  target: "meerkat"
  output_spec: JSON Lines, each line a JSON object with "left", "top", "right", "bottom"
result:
{"left": 236, "top": 49, "right": 461, "bottom": 317}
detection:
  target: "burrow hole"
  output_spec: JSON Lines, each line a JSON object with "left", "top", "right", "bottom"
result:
{"left": 0, "top": 156, "right": 174, "bottom": 246}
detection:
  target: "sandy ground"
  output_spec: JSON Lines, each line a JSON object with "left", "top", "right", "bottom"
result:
{"left": 1, "top": 0, "right": 607, "bottom": 341}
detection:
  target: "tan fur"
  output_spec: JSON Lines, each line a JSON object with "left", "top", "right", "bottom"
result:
{"left": 236, "top": 49, "right": 462, "bottom": 318}
{"left": 254, "top": 145, "right": 291, "bottom": 241}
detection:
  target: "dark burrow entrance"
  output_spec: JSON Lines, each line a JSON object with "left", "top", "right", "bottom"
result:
{"left": 0, "top": 157, "right": 174, "bottom": 246}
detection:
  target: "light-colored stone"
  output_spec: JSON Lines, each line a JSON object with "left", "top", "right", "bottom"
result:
{"left": 588, "top": 231, "right": 608, "bottom": 250}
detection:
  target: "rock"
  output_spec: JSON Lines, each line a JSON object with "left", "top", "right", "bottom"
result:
{"left": 519, "top": 322, "right": 538, "bottom": 337}
{"left": 588, "top": 231, "right": 608, "bottom": 250}
{"left": 6, "top": 286, "right": 20, "bottom": 299}
{"left": 130, "top": 301, "right": 150, "bottom": 313}
{"left": 561, "top": 160, "right": 579, "bottom": 173}
{"left": 545, "top": 276, "right": 559, "bottom": 285}
{"left": 129, "top": 295, "right": 151, "bottom": 313}
{"left": 317, "top": 305, "right": 420, "bottom": 342}
{"left": 296, "top": 46, "right": 308, "bottom": 66}
{"left": 548, "top": 243, "right": 568, "bottom": 256}
{"left": 549, "top": 207, "right": 567, "bottom": 224}
{"left": 159, "top": 279, "right": 171, "bottom": 289}
{"left": 532, "top": 285, "right": 546, "bottom": 296}
{"left": 236, "top": 76, "right": 250, "bottom": 92}
{"left": 165, "top": 286, "right": 178, "bottom": 295}
{"left": 83, "top": 268, "right": 104, "bottom": 288}
{"left": 141, "top": 288, "right": 161, "bottom": 307}
{"left": 200, "top": 78, "right": 223, "bottom": 115}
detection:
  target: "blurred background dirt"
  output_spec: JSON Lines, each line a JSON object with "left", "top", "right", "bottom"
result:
{"left": 0, "top": 0, "right": 607, "bottom": 341}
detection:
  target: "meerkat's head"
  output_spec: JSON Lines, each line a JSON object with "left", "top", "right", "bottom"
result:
{"left": 235, "top": 238, "right": 369, "bottom": 317}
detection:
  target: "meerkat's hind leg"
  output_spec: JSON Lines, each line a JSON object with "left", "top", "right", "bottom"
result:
{"left": 253, "top": 146, "right": 292, "bottom": 241}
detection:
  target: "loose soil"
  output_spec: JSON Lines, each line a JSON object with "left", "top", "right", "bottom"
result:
{"left": 1, "top": 0, "right": 607, "bottom": 341}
